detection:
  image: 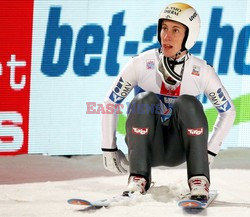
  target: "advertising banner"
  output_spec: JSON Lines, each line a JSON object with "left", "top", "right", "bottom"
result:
{"left": 0, "top": 0, "right": 249, "bottom": 155}
{"left": 0, "top": 0, "right": 34, "bottom": 155}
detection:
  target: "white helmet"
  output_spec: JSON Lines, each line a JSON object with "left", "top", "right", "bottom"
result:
{"left": 157, "top": 2, "right": 200, "bottom": 51}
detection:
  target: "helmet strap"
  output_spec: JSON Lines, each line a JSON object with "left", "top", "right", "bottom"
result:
{"left": 181, "top": 27, "right": 189, "bottom": 52}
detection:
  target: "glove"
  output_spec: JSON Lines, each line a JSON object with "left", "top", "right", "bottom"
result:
{"left": 208, "top": 151, "right": 216, "bottom": 170}
{"left": 102, "top": 148, "right": 129, "bottom": 174}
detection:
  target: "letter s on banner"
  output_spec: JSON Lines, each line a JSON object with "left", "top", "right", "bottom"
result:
{"left": 0, "top": 112, "right": 24, "bottom": 152}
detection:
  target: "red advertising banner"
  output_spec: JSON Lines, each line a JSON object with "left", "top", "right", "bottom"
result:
{"left": 0, "top": 0, "right": 34, "bottom": 155}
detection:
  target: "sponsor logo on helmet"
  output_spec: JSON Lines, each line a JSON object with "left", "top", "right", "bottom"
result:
{"left": 187, "top": 128, "right": 204, "bottom": 136}
{"left": 189, "top": 12, "right": 198, "bottom": 21}
{"left": 164, "top": 6, "right": 182, "bottom": 16}
{"left": 146, "top": 60, "right": 155, "bottom": 70}
{"left": 132, "top": 127, "right": 149, "bottom": 135}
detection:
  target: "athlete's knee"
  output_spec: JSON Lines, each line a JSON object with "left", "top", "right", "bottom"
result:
{"left": 174, "top": 95, "right": 208, "bottom": 130}
{"left": 128, "top": 92, "right": 160, "bottom": 115}
{"left": 132, "top": 91, "right": 159, "bottom": 105}
{"left": 175, "top": 94, "right": 203, "bottom": 114}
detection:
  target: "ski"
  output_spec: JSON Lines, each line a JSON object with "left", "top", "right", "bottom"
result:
{"left": 68, "top": 190, "right": 218, "bottom": 209}
{"left": 67, "top": 191, "right": 140, "bottom": 208}
{"left": 67, "top": 198, "right": 109, "bottom": 208}
{"left": 178, "top": 190, "right": 217, "bottom": 209}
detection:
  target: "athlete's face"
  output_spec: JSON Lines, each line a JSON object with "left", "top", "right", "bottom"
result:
{"left": 160, "top": 20, "right": 186, "bottom": 58}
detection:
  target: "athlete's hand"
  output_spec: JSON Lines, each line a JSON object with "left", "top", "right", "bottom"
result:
{"left": 102, "top": 148, "right": 129, "bottom": 174}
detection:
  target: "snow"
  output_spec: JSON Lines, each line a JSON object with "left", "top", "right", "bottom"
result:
{"left": 1, "top": 168, "right": 250, "bottom": 217}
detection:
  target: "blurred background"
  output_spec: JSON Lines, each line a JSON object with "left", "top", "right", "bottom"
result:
{"left": 0, "top": 0, "right": 249, "bottom": 156}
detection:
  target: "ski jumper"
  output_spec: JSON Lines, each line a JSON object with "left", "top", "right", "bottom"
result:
{"left": 102, "top": 49, "right": 235, "bottom": 188}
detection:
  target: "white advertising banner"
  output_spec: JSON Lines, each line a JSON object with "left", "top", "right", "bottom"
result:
{"left": 0, "top": 0, "right": 249, "bottom": 155}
